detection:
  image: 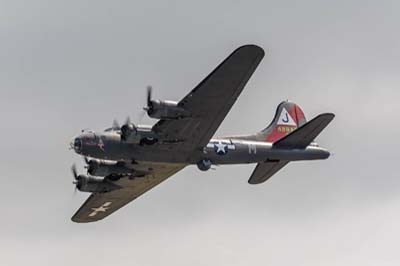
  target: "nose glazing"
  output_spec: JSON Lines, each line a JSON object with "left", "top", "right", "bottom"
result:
{"left": 73, "top": 137, "right": 82, "bottom": 152}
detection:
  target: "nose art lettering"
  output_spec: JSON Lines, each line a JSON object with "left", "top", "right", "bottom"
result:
{"left": 98, "top": 137, "right": 105, "bottom": 151}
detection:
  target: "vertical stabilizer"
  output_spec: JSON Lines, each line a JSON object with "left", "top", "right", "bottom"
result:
{"left": 256, "top": 101, "right": 307, "bottom": 142}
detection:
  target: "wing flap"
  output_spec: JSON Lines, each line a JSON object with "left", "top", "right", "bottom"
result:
{"left": 273, "top": 113, "right": 335, "bottom": 149}
{"left": 248, "top": 160, "right": 289, "bottom": 184}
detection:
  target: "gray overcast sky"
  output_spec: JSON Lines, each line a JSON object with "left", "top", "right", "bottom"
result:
{"left": 1, "top": 1, "right": 399, "bottom": 265}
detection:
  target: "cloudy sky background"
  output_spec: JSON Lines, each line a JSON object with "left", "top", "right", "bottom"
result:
{"left": 1, "top": 1, "right": 399, "bottom": 265}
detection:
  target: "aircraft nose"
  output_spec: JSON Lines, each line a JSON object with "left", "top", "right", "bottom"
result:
{"left": 71, "top": 137, "right": 83, "bottom": 153}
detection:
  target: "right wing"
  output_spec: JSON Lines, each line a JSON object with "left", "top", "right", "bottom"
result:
{"left": 72, "top": 163, "right": 185, "bottom": 223}
{"left": 248, "top": 160, "right": 289, "bottom": 184}
{"left": 153, "top": 45, "right": 265, "bottom": 161}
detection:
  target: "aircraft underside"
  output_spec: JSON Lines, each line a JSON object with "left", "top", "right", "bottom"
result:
{"left": 88, "top": 138, "right": 330, "bottom": 165}
{"left": 68, "top": 45, "right": 334, "bottom": 223}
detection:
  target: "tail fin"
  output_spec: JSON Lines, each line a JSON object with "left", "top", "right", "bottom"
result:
{"left": 257, "top": 101, "right": 307, "bottom": 143}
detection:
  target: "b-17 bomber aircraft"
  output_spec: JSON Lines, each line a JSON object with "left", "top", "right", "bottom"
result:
{"left": 69, "top": 45, "right": 334, "bottom": 223}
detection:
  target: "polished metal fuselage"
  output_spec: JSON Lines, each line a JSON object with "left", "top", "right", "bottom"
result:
{"left": 73, "top": 131, "right": 330, "bottom": 165}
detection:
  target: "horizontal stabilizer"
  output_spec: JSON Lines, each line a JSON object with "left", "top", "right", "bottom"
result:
{"left": 273, "top": 113, "right": 334, "bottom": 149}
{"left": 248, "top": 160, "right": 289, "bottom": 184}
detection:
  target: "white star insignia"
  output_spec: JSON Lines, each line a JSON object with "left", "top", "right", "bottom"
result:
{"left": 215, "top": 141, "right": 227, "bottom": 155}
{"left": 91, "top": 206, "right": 108, "bottom": 212}
{"left": 89, "top": 202, "right": 112, "bottom": 217}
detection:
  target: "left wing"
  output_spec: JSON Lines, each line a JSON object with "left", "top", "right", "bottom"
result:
{"left": 72, "top": 163, "right": 185, "bottom": 223}
{"left": 153, "top": 45, "right": 265, "bottom": 161}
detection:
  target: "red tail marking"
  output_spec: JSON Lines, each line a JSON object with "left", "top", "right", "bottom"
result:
{"left": 289, "top": 104, "right": 305, "bottom": 125}
{"left": 265, "top": 104, "right": 303, "bottom": 143}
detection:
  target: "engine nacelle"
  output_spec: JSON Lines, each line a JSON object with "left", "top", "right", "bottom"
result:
{"left": 75, "top": 175, "right": 121, "bottom": 193}
{"left": 87, "top": 160, "right": 135, "bottom": 177}
{"left": 120, "top": 123, "right": 137, "bottom": 141}
{"left": 197, "top": 159, "right": 212, "bottom": 171}
{"left": 147, "top": 100, "right": 190, "bottom": 119}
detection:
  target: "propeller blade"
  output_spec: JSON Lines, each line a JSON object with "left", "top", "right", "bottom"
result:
{"left": 83, "top": 157, "right": 90, "bottom": 169}
{"left": 125, "top": 116, "right": 131, "bottom": 125}
{"left": 112, "top": 119, "right": 120, "bottom": 130}
{"left": 146, "top": 85, "right": 152, "bottom": 106}
{"left": 71, "top": 164, "right": 78, "bottom": 180}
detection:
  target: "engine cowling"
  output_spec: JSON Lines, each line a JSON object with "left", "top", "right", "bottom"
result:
{"left": 197, "top": 159, "right": 212, "bottom": 171}
{"left": 75, "top": 175, "right": 120, "bottom": 193}
{"left": 144, "top": 86, "right": 190, "bottom": 120}
{"left": 87, "top": 160, "right": 135, "bottom": 177}
{"left": 120, "top": 122, "right": 137, "bottom": 140}
{"left": 146, "top": 100, "right": 190, "bottom": 119}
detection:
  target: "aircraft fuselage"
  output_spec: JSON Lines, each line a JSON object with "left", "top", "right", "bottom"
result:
{"left": 72, "top": 131, "right": 329, "bottom": 165}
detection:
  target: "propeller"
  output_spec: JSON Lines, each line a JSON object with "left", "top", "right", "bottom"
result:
{"left": 144, "top": 85, "right": 153, "bottom": 113}
{"left": 71, "top": 163, "right": 85, "bottom": 193}
{"left": 71, "top": 164, "right": 78, "bottom": 181}
{"left": 112, "top": 119, "right": 120, "bottom": 130}
{"left": 83, "top": 157, "right": 91, "bottom": 171}
{"left": 71, "top": 164, "right": 79, "bottom": 194}
{"left": 120, "top": 117, "right": 133, "bottom": 141}
{"left": 83, "top": 157, "right": 99, "bottom": 176}
{"left": 125, "top": 116, "right": 131, "bottom": 126}
{"left": 147, "top": 85, "right": 152, "bottom": 107}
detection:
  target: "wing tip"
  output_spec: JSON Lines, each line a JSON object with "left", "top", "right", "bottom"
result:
{"left": 71, "top": 216, "right": 101, "bottom": 223}
{"left": 318, "top": 112, "right": 335, "bottom": 122}
{"left": 71, "top": 216, "right": 86, "bottom": 223}
{"left": 235, "top": 44, "right": 265, "bottom": 58}
{"left": 248, "top": 179, "right": 261, "bottom": 185}
{"left": 71, "top": 212, "right": 104, "bottom": 223}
